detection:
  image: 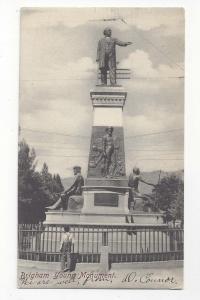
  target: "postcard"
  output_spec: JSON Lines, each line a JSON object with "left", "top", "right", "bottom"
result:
{"left": 18, "top": 7, "right": 184, "bottom": 289}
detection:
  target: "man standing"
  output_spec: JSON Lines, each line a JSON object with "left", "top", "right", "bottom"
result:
{"left": 96, "top": 27, "right": 132, "bottom": 85}
{"left": 46, "top": 166, "right": 84, "bottom": 210}
{"left": 60, "top": 225, "right": 74, "bottom": 272}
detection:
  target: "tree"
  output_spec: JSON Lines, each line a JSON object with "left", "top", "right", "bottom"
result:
{"left": 18, "top": 139, "right": 63, "bottom": 223}
{"left": 41, "top": 162, "right": 53, "bottom": 194}
{"left": 152, "top": 175, "right": 184, "bottom": 224}
{"left": 18, "top": 139, "right": 37, "bottom": 201}
{"left": 54, "top": 174, "right": 64, "bottom": 193}
{"left": 18, "top": 140, "right": 50, "bottom": 223}
{"left": 40, "top": 164, "right": 64, "bottom": 198}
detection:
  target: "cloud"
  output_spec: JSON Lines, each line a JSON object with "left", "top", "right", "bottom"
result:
{"left": 124, "top": 112, "right": 184, "bottom": 174}
{"left": 124, "top": 112, "right": 183, "bottom": 136}
{"left": 20, "top": 55, "right": 96, "bottom": 117}
{"left": 21, "top": 8, "right": 130, "bottom": 30}
{"left": 59, "top": 56, "right": 96, "bottom": 78}
{"left": 124, "top": 8, "right": 184, "bottom": 36}
{"left": 21, "top": 8, "right": 184, "bottom": 37}
{"left": 21, "top": 8, "right": 90, "bottom": 29}
{"left": 120, "top": 49, "right": 183, "bottom": 78}
{"left": 20, "top": 56, "right": 96, "bottom": 138}
{"left": 120, "top": 49, "right": 184, "bottom": 103}
{"left": 20, "top": 98, "right": 92, "bottom": 135}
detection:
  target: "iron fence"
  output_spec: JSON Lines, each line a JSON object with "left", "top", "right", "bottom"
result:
{"left": 18, "top": 224, "right": 183, "bottom": 263}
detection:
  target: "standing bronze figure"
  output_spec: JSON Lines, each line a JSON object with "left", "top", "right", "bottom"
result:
{"left": 92, "top": 127, "right": 115, "bottom": 177}
{"left": 102, "top": 126, "right": 115, "bottom": 177}
{"left": 96, "top": 27, "right": 132, "bottom": 85}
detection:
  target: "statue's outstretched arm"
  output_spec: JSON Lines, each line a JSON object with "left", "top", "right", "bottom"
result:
{"left": 140, "top": 177, "right": 156, "bottom": 187}
{"left": 115, "top": 39, "right": 132, "bottom": 47}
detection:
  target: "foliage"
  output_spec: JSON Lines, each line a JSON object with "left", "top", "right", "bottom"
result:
{"left": 152, "top": 175, "right": 184, "bottom": 224}
{"left": 18, "top": 139, "right": 64, "bottom": 223}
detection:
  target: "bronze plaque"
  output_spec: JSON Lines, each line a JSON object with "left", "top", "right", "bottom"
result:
{"left": 94, "top": 193, "right": 119, "bottom": 207}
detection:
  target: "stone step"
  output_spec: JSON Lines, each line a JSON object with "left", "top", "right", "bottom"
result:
{"left": 44, "top": 211, "right": 164, "bottom": 225}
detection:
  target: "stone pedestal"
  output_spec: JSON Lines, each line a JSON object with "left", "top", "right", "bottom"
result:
{"left": 82, "top": 85, "right": 129, "bottom": 216}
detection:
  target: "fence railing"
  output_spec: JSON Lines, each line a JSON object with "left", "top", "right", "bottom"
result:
{"left": 18, "top": 224, "right": 183, "bottom": 263}
{"left": 98, "top": 68, "right": 131, "bottom": 80}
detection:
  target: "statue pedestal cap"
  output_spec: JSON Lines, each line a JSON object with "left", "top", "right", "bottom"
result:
{"left": 90, "top": 85, "right": 127, "bottom": 109}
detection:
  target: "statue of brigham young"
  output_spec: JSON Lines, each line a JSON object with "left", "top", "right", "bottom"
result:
{"left": 96, "top": 27, "right": 132, "bottom": 85}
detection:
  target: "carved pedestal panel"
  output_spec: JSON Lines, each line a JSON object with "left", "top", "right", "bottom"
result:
{"left": 87, "top": 126, "right": 126, "bottom": 178}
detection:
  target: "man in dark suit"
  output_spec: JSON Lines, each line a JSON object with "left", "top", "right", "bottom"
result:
{"left": 96, "top": 27, "right": 132, "bottom": 85}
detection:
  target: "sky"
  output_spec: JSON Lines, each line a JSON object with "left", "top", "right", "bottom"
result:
{"left": 19, "top": 7, "right": 184, "bottom": 178}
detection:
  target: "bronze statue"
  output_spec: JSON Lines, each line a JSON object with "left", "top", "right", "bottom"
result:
{"left": 96, "top": 27, "right": 132, "bottom": 85}
{"left": 88, "top": 127, "right": 126, "bottom": 178}
{"left": 102, "top": 126, "right": 115, "bottom": 177}
{"left": 128, "top": 167, "right": 156, "bottom": 210}
{"left": 93, "top": 127, "right": 114, "bottom": 177}
{"left": 46, "top": 166, "right": 84, "bottom": 210}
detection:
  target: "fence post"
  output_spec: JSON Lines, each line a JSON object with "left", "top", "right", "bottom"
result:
{"left": 99, "top": 246, "right": 109, "bottom": 273}
{"left": 102, "top": 232, "right": 108, "bottom": 246}
{"left": 169, "top": 230, "right": 175, "bottom": 252}
{"left": 99, "top": 231, "right": 109, "bottom": 272}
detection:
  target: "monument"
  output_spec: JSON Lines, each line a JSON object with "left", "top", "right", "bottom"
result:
{"left": 44, "top": 28, "right": 164, "bottom": 225}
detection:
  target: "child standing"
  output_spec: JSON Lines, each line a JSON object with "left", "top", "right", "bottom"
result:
{"left": 60, "top": 225, "right": 74, "bottom": 272}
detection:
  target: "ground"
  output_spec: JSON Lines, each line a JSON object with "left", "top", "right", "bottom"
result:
{"left": 17, "top": 259, "right": 183, "bottom": 289}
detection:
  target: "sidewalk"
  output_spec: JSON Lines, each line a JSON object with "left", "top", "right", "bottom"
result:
{"left": 17, "top": 259, "right": 183, "bottom": 289}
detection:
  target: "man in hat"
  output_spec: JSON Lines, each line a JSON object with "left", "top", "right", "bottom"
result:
{"left": 96, "top": 27, "right": 132, "bottom": 85}
{"left": 46, "top": 166, "right": 84, "bottom": 210}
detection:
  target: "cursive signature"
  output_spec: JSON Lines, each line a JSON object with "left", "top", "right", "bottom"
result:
{"left": 122, "top": 272, "right": 177, "bottom": 285}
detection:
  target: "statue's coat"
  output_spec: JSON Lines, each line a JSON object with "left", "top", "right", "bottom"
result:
{"left": 97, "top": 37, "right": 128, "bottom": 69}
